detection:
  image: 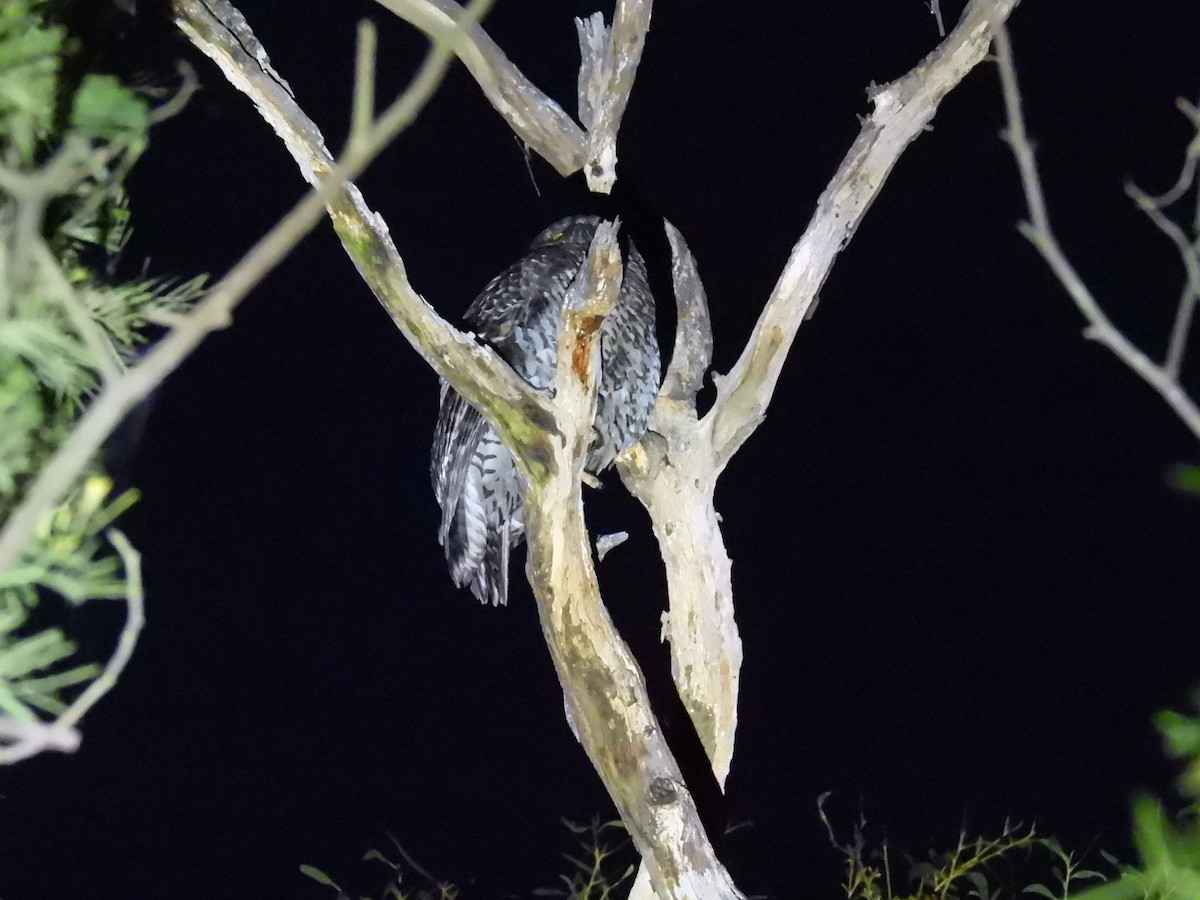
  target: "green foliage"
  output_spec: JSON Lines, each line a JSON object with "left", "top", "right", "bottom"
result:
{"left": 69, "top": 73, "right": 148, "bottom": 146}
{"left": 1025, "top": 838, "right": 1111, "bottom": 900}
{"left": 1071, "top": 699, "right": 1200, "bottom": 900}
{"left": 1, "top": 474, "right": 139, "bottom": 604}
{"left": 533, "top": 817, "right": 634, "bottom": 900}
{"left": 819, "top": 699, "right": 1200, "bottom": 900}
{"left": 1065, "top": 798, "right": 1200, "bottom": 900}
{"left": 0, "top": 0, "right": 63, "bottom": 162}
{"left": 0, "top": 581, "right": 98, "bottom": 719}
{"left": 1167, "top": 464, "right": 1200, "bottom": 497}
{"left": 0, "top": 0, "right": 201, "bottom": 760}
{"left": 1156, "top": 701, "right": 1200, "bottom": 803}
{"left": 300, "top": 818, "right": 633, "bottom": 900}
{"left": 817, "top": 797, "right": 1115, "bottom": 900}
{"left": 301, "top": 835, "right": 459, "bottom": 900}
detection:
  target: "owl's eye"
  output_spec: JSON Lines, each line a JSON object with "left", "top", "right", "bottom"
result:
{"left": 551, "top": 232, "right": 565, "bottom": 242}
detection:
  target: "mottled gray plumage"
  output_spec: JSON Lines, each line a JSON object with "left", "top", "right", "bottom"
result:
{"left": 431, "top": 215, "right": 660, "bottom": 606}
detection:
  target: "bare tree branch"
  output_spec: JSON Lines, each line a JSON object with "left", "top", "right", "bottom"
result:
{"left": 1140, "top": 97, "right": 1200, "bottom": 213}
{"left": 378, "top": 0, "right": 651, "bottom": 192}
{"left": 618, "top": 224, "right": 741, "bottom": 794}
{"left": 995, "top": 25, "right": 1200, "bottom": 443}
{"left": 707, "top": 0, "right": 1021, "bottom": 470}
{"left": 0, "top": 716, "right": 80, "bottom": 763}
{"left": 529, "top": 224, "right": 741, "bottom": 900}
{"left": 350, "top": 20, "right": 379, "bottom": 149}
{"left": 658, "top": 220, "right": 713, "bottom": 404}
{"left": 929, "top": 0, "right": 947, "bottom": 37}
{"left": 173, "top": 4, "right": 740, "bottom": 895}
{"left": 618, "top": 11, "right": 1021, "bottom": 851}
{"left": 374, "top": 0, "right": 587, "bottom": 175}
{"left": 575, "top": 0, "right": 653, "bottom": 193}
{"left": 171, "top": 0, "right": 565, "bottom": 473}
{"left": 55, "top": 530, "right": 144, "bottom": 731}
{"left": 0, "top": 0, "right": 500, "bottom": 576}
{"left": 1126, "top": 180, "right": 1200, "bottom": 381}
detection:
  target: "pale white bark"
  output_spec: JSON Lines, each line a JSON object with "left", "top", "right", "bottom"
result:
{"left": 170, "top": 0, "right": 554, "bottom": 464}
{"left": 575, "top": 0, "right": 652, "bottom": 193}
{"left": 378, "top": 0, "right": 652, "bottom": 192}
{"left": 173, "top": 3, "right": 740, "bottom": 896}
{"left": 168, "top": 0, "right": 1023, "bottom": 895}
{"left": 707, "top": 0, "right": 1022, "bottom": 469}
{"left": 620, "top": 5, "right": 1019, "bottom": 895}
{"left": 619, "top": 223, "right": 741, "bottom": 789}
{"left": 0, "top": 0, "right": 1025, "bottom": 885}
{"left": 373, "top": 0, "right": 587, "bottom": 176}
{"left": 527, "top": 224, "right": 741, "bottom": 898}
{"left": 595, "top": 531, "right": 630, "bottom": 560}
{"left": 640, "top": 0, "right": 1023, "bottom": 772}
{"left": 995, "top": 26, "right": 1200, "bottom": 444}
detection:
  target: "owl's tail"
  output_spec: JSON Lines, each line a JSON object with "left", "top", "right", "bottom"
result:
{"left": 430, "top": 383, "right": 524, "bottom": 606}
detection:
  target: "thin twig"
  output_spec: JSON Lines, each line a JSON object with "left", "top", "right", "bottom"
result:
{"left": 0, "top": 529, "right": 142, "bottom": 764}
{"left": 995, "top": 25, "right": 1200, "bottom": 443}
{"left": 55, "top": 529, "right": 144, "bottom": 731}
{"left": 0, "top": 0, "right": 492, "bottom": 576}
{"left": 350, "top": 20, "right": 377, "bottom": 151}
{"left": 1123, "top": 94, "right": 1200, "bottom": 381}
{"left": 1141, "top": 96, "right": 1200, "bottom": 210}
{"left": 1126, "top": 181, "right": 1200, "bottom": 379}
{"left": 930, "top": 0, "right": 946, "bottom": 37}
{"left": 1167, "top": 279, "right": 1200, "bottom": 383}
{"left": 147, "top": 61, "right": 201, "bottom": 126}
{"left": 0, "top": 716, "right": 81, "bottom": 763}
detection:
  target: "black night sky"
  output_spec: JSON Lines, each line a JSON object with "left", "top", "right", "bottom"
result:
{"left": 3, "top": 2, "right": 1200, "bottom": 898}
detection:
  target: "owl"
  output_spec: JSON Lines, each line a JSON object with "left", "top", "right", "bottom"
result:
{"left": 430, "top": 215, "right": 661, "bottom": 605}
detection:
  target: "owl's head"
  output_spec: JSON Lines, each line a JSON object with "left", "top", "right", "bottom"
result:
{"left": 528, "top": 215, "right": 602, "bottom": 250}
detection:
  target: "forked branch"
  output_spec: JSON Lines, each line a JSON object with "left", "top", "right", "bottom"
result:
{"left": 995, "top": 25, "right": 1200, "bottom": 443}
{"left": 170, "top": 0, "right": 558, "bottom": 476}
{"left": 377, "top": 0, "right": 651, "bottom": 192}
{"left": 372, "top": 0, "right": 587, "bottom": 176}
{"left": 622, "top": 0, "right": 1021, "bottom": 809}
{"left": 706, "top": 0, "right": 1022, "bottom": 470}
{"left": 528, "top": 223, "right": 741, "bottom": 898}
{"left": 174, "top": 3, "right": 739, "bottom": 896}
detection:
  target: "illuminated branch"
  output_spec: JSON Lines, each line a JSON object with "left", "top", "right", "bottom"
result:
{"left": 621, "top": 8, "right": 1020, "bottom": 894}
{"left": 995, "top": 25, "right": 1200, "bottom": 443}
{"left": 707, "top": 0, "right": 1022, "bottom": 470}
{"left": 376, "top": 0, "right": 651, "bottom": 192}
{"left": 172, "top": 3, "right": 739, "bottom": 895}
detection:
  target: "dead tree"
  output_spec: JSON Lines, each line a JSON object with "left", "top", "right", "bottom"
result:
{"left": 0, "top": 0, "right": 1020, "bottom": 894}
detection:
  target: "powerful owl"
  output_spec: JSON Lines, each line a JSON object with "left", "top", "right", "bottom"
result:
{"left": 430, "top": 215, "right": 661, "bottom": 606}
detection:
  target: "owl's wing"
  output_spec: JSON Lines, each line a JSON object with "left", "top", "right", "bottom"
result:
{"left": 430, "top": 379, "right": 487, "bottom": 547}
{"left": 429, "top": 221, "right": 626, "bottom": 607}
{"left": 463, "top": 245, "right": 585, "bottom": 344}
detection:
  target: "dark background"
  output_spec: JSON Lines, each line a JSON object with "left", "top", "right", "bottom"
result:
{"left": 3, "top": 1, "right": 1199, "bottom": 898}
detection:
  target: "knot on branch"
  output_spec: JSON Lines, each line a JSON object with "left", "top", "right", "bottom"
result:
{"left": 646, "top": 776, "right": 681, "bottom": 807}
